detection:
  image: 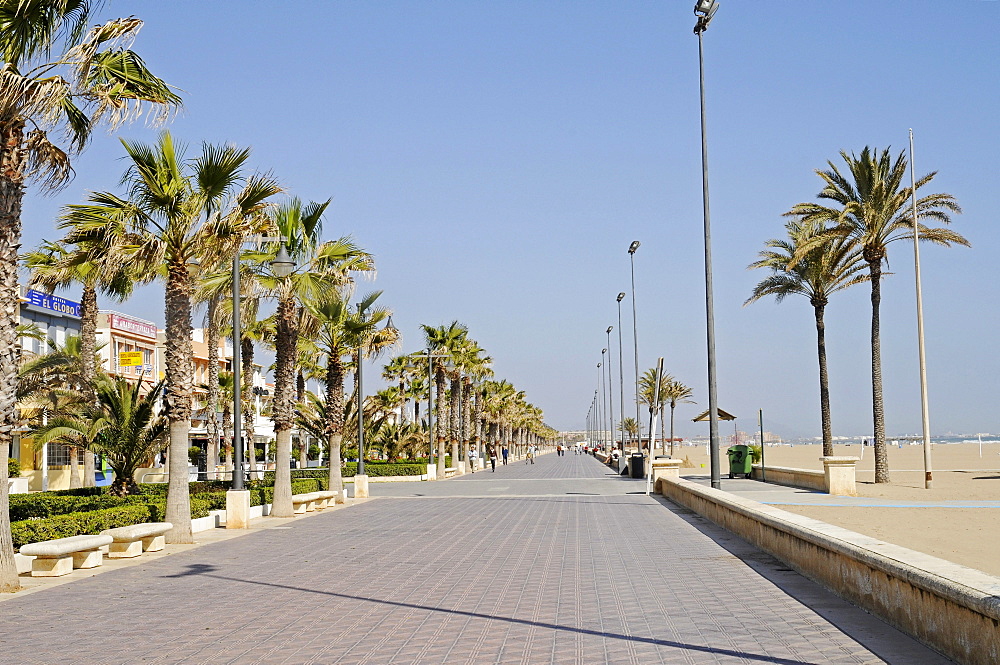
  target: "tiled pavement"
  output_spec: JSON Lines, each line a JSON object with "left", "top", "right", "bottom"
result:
{"left": 0, "top": 453, "right": 951, "bottom": 664}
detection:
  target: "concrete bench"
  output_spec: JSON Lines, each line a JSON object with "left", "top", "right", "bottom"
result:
{"left": 20, "top": 534, "right": 114, "bottom": 576}
{"left": 291, "top": 492, "right": 320, "bottom": 514}
{"left": 100, "top": 522, "right": 173, "bottom": 558}
{"left": 444, "top": 467, "right": 457, "bottom": 478}
{"left": 314, "top": 490, "right": 337, "bottom": 509}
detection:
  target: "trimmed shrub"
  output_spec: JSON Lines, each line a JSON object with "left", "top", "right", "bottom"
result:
{"left": 137, "top": 480, "right": 230, "bottom": 496}
{"left": 343, "top": 463, "right": 425, "bottom": 478}
{"left": 10, "top": 504, "right": 157, "bottom": 550}
{"left": 7, "top": 494, "right": 146, "bottom": 521}
{"left": 47, "top": 487, "right": 106, "bottom": 497}
{"left": 7, "top": 458, "right": 20, "bottom": 478}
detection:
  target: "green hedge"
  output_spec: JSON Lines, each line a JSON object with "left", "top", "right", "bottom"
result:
{"left": 343, "top": 463, "right": 425, "bottom": 477}
{"left": 9, "top": 497, "right": 216, "bottom": 551}
{"left": 248, "top": 478, "right": 327, "bottom": 507}
{"left": 9, "top": 474, "right": 348, "bottom": 550}
{"left": 10, "top": 504, "right": 157, "bottom": 550}
{"left": 7, "top": 458, "right": 19, "bottom": 478}
{"left": 47, "top": 487, "right": 106, "bottom": 497}
{"left": 8, "top": 494, "right": 147, "bottom": 521}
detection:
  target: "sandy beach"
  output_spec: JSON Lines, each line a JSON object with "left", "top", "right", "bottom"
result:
{"left": 665, "top": 441, "right": 1000, "bottom": 577}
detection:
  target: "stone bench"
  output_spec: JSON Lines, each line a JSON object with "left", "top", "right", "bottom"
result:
{"left": 291, "top": 492, "right": 320, "bottom": 514}
{"left": 100, "top": 522, "right": 173, "bottom": 558}
{"left": 20, "top": 534, "right": 114, "bottom": 577}
{"left": 314, "top": 490, "right": 337, "bottom": 509}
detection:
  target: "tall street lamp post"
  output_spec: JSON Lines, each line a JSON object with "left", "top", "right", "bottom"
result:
{"left": 616, "top": 292, "right": 626, "bottom": 450}
{"left": 594, "top": 363, "right": 607, "bottom": 443}
{"left": 606, "top": 327, "right": 615, "bottom": 448}
{"left": 628, "top": 241, "right": 641, "bottom": 453}
{"left": 228, "top": 238, "right": 294, "bottom": 529}
{"left": 694, "top": 0, "right": 722, "bottom": 489}
{"left": 909, "top": 129, "right": 933, "bottom": 489}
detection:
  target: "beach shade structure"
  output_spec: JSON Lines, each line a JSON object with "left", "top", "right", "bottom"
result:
{"left": 693, "top": 408, "right": 742, "bottom": 449}
{"left": 692, "top": 408, "right": 736, "bottom": 422}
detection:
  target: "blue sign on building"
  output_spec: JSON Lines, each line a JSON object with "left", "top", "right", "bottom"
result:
{"left": 25, "top": 289, "right": 82, "bottom": 318}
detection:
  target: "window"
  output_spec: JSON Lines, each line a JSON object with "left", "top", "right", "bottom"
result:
{"left": 47, "top": 443, "right": 73, "bottom": 467}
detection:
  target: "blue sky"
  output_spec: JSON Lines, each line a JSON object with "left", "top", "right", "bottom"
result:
{"left": 20, "top": 1, "right": 1000, "bottom": 437}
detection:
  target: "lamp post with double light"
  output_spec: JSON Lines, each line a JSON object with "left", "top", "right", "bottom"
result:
{"left": 694, "top": 0, "right": 722, "bottom": 489}
{"left": 227, "top": 239, "right": 294, "bottom": 528}
{"left": 415, "top": 348, "right": 448, "bottom": 478}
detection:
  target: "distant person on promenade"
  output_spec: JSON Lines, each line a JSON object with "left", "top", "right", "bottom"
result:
{"left": 469, "top": 447, "right": 478, "bottom": 473}
{"left": 489, "top": 446, "right": 497, "bottom": 472}
{"left": 526, "top": 446, "right": 534, "bottom": 464}
{"left": 502, "top": 446, "right": 509, "bottom": 465}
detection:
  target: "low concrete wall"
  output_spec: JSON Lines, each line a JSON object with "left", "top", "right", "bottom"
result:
{"left": 750, "top": 464, "right": 825, "bottom": 491}
{"left": 661, "top": 477, "right": 1000, "bottom": 665}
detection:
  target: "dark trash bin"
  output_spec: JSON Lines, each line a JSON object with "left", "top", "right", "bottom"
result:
{"left": 726, "top": 445, "right": 753, "bottom": 479}
{"left": 629, "top": 452, "right": 645, "bottom": 478}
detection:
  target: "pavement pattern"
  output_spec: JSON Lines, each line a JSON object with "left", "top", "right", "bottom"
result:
{"left": 0, "top": 453, "right": 952, "bottom": 664}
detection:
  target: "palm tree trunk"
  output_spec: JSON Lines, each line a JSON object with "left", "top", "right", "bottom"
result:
{"left": 205, "top": 295, "right": 221, "bottom": 479}
{"left": 68, "top": 446, "right": 81, "bottom": 488}
{"left": 326, "top": 353, "right": 345, "bottom": 499}
{"left": 241, "top": 336, "right": 256, "bottom": 479}
{"left": 814, "top": 301, "right": 834, "bottom": 457}
{"left": 462, "top": 377, "right": 472, "bottom": 461}
{"left": 222, "top": 404, "right": 233, "bottom": 472}
{"left": 869, "top": 259, "right": 889, "bottom": 483}
{"left": 0, "top": 118, "right": 25, "bottom": 592}
{"left": 80, "top": 283, "right": 98, "bottom": 487}
{"left": 163, "top": 262, "right": 194, "bottom": 543}
{"left": 435, "top": 368, "right": 447, "bottom": 479}
{"left": 450, "top": 376, "right": 461, "bottom": 471}
{"left": 271, "top": 294, "right": 298, "bottom": 517}
{"left": 474, "top": 389, "right": 483, "bottom": 461}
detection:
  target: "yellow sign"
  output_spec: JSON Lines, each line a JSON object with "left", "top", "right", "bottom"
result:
{"left": 118, "top": 351, "right": 144, "bottom": 367}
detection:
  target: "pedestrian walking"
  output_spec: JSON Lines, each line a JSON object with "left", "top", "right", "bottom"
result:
{"left": 502, "top": 447, "right": 509, "bottom": 465}
{"left": 469, "top": 447, "right": 478, "bottom": 473}
{"left": 489, "top": 446, "right": 497, "bottom": 472}
{"left": 526, "top": 445, "right": 535, "bottom": 464}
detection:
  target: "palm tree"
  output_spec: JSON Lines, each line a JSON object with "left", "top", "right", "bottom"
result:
{"left": 16, "top": 334, "right": 96, "bottom": 487}
{"left": 1, "top": 5, "right": 179, "bottom": 592}
{"left": 206, "top": 371, "right": 236, "bottom": 473}
{"left": 25, "top": 236, "right": 135, "bottom": 486}
{"left": 383, "top": 354, "right": 421, "bottom": 425}
{"left": 422, "top": 322, "right": 468, "bottom": 478}
{"left": 32, "top": 376, "right": 167, "bottom": 497}
{"left": 456, "top": 340, "right": 492, "bottom": 464}
{"left": 257, "top": 200, "right": 373, "bottom": 516}
{"left": 64, "top": 133, "right": 280, "bottom": 541}
{"left": 639, "top": 367, "right": 673, "bottom": 455}
{"left": 747, "top": 217, "right": 867, "bottom": 456}
{"left": 662, "top": 380, "right": 694, "bottom": 457}
{"left": 303, "top": 289, "right": 391, "bottom": 498}
{"left": 789, "top": 147, "right": 967, "bottom": 482}
{"left": 620, "top": 417, "right": 639, "bottom": 446}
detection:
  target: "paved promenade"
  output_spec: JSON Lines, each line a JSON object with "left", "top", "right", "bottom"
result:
{"left": 0, "top": 453, "right": 950, "bottom": 664}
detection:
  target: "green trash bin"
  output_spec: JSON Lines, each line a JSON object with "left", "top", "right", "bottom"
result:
{"left": 726, "top": 445, "right": 753, "bottom": 479}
